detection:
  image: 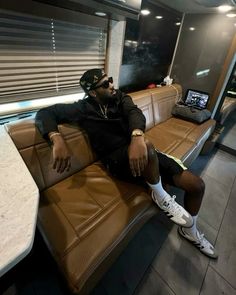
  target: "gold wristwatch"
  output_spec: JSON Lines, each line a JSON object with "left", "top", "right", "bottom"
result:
{"left": 131, "top": 129, "right": 144, "bottom": 137}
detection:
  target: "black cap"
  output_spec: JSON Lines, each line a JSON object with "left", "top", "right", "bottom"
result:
{"left": 80, "top": 68, "right": 106, "bottom": 93}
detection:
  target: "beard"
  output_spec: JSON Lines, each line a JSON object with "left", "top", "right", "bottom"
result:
{"left": 99, "top": 95, "right": 110, "bottom": 105}
{"left": 99, "top": 90, "right": 116, "bottom": 105}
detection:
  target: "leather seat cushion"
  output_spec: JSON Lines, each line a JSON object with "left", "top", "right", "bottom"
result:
{"left": 154, "top": 117, "right": 215, "bottom": 143}
{"left": 38, "top": 161, "right": 156, "bottom": 294}
{"left": 145, "top": 118, "right": 216, "bottom": 164}
{"left": 146, "top": 126, "right": 184, "bottom": 154}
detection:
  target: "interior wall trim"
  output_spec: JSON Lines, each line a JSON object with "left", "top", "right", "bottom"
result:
{"left": 210, "top": 33, "right": 236, "bottom": 116}
{"left": 169, "top": 13, "right": 185, "bottom": 76}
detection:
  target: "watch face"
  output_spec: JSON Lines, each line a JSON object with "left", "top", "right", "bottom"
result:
{"left": 132, "top": 130, "right": 143, "bottom": 136}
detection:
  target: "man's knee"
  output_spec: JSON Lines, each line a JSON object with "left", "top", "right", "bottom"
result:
{"left": 189, "top": 175, "right": 205, "bottom": 196}
{"left": 175, "top": 171, "right": 205, "bottom": 196}
{"left": 145, "top": 139, "right": 156, "bottom": 161}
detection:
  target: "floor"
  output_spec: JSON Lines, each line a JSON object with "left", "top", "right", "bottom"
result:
{"left": 134, "top": 148, "right": 236, "bottom": 295}
{"left": 1, "top": 131, "right": 236, "bottom": 295}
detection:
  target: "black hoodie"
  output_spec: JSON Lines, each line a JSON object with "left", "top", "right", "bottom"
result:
{"left": 35, "top": 90, "right": 146, "bottom": 158}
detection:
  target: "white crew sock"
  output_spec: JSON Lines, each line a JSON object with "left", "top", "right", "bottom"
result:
{"left": 147, "top": 177, "right": 170, "bottom": 203}
{"left": 183, "top": 215, "right": 198, "bottom": 237}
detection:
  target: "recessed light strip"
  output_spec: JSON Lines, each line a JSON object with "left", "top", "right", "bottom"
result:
{"left": 218, "top": 5, "right": 233, "bottom": 12}
{"left": 95, "top": 11, "right": 107, "bottom": 17}
{"left": 141, "top": 9, "right": 150, "bottom": 16}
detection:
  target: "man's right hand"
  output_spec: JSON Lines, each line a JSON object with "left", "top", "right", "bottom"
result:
{"left": 49, "top": 132, "right": 71, "bottom": 173}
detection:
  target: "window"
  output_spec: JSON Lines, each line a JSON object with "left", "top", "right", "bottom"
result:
{"left": 0, "top": 9, "right": 107, "bottom": 106}
{"left": 119, "top": 0, "right": 182, "bottom": 92}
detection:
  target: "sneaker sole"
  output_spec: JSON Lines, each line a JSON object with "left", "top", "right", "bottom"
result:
{"left": 151, "top": 192, "right": 193, "bottom": 228}
{"left": 178, "top": 227, "right": 218, "bottom": 259}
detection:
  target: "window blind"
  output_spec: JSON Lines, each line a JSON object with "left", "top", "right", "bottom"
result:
{"left": 0, "top": 10, "right": 107, "bottom": 104}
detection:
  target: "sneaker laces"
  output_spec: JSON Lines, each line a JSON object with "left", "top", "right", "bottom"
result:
{"left": 162, "top": 195, "right": 184, "bottom": 217}
{"left": 196, "top": 231, "right": 213, "bottom": 250}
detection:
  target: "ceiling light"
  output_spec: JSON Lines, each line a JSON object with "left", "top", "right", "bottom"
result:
{"left": 155, "top": 15, "right": 163, "bottom": 19}
{"left": 218, "top": 5, "right": 233, "bottom": 12}
{"left": 141, "top": 9, "right": 150, "bottom": 16}
{"left": 189, "top": 27, "right": 196, "bottom": 31}
{"left": 175, "top": 22, "right": 181, "bottom": 26}
{"left": 95, "top": 12, "right": 107, "bottom": 17}
{"left": 226, "top": 13, "right": 236, "bottom": 17}
{"left": 196, "top": 69, "right": 210, "bottom": 77}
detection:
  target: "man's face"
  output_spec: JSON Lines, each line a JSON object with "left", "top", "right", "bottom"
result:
{"left": 93, "top": 75, "right": 116, "bottom": 104}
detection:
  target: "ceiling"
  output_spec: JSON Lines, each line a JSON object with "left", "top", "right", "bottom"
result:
{"left": 152, "top": 0, "right": 236, "bottom": 13}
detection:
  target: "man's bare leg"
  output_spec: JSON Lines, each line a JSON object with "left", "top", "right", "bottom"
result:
{"left": 173, "top": 170, "right": 205, "bottom": 215}
{"left": 173, "top": 170, "right": 218, "bottom": 258}
{"left": 141, "top": 140, "right": 193, "bottom": 228}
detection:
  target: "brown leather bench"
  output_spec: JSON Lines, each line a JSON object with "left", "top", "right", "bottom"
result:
{"left": 5, "top": 84, "right": 216, "bottom": 294}
{"left": 130, "top": 85, "right": 216, "bottom": 167}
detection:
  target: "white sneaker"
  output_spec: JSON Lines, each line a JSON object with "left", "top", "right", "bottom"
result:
{"left": 178, "top": 226, "right": 218, "bottom": 259}
{"left": 151, "top": 191, "right": 193, "bottom": 228}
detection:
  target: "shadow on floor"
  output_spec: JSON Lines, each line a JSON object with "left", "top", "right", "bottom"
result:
{"left": 0, "top": 229, "right": 69, "bottom": 295}
{"left": 0, "top": 213, "right": 172, "bottom": 295}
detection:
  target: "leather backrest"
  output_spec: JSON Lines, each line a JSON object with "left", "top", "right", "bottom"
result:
{"left": 129, "top": 85, "right": 182, "bottom": 128}
{"left": 150, "top": 84, "right": 182, "bottom": 125}
{"left": 129, "top": 90, "right": 154, "bottom": 130}
{"left": 5, "top": 118, "right": 96, "bottom": 191}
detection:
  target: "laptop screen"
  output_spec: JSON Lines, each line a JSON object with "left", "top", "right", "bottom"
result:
{"left": 184, "top": 89, "right": 210, "bottom": 109}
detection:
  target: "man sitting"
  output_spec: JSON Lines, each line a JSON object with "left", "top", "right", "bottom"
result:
{"left": 35, "top": 68, "right": 217, "bottom": 259}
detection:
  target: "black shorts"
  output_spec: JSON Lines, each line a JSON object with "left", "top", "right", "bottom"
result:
{"left": 102, "top": 145, "right": 186, "bottom": 186}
